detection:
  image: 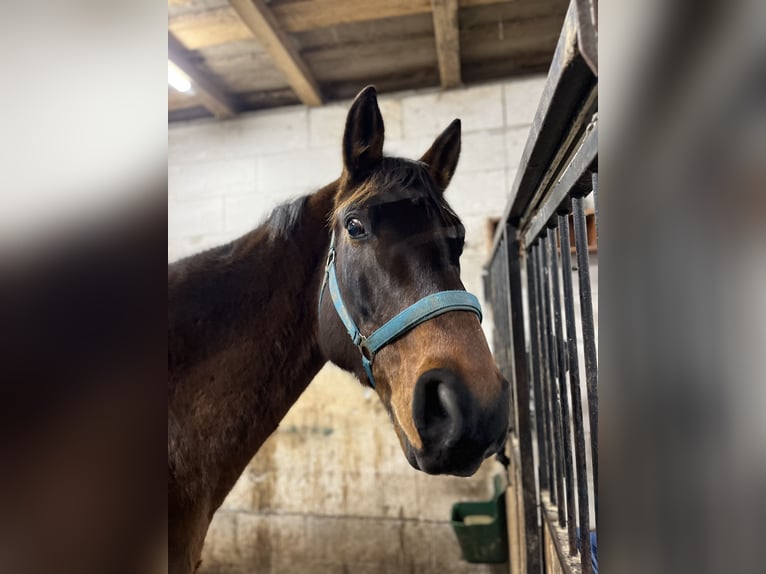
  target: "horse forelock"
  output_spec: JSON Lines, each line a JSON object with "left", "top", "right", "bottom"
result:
{"left": 332, "top": 158, "right": 461, "bottom": 229}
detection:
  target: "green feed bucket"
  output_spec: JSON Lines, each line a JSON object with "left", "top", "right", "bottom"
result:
{"left": 450, "top": 475, "right": 509, "bottom": 564}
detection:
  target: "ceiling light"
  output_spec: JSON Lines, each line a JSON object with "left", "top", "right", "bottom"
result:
{"left": 168, "top": 61, "right": 191, "bottom": 93}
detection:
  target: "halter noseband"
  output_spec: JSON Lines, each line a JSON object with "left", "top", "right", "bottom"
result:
{"left": 318, "top": 231, "right": 482, "bottom": 388}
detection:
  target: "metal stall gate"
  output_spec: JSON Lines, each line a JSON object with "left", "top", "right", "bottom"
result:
{"left": 484, "top": 2, "right": 598, "bottom": 573}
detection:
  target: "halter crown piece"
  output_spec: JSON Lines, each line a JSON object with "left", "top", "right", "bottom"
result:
{"left": 319, "top": 231, "right": 483, "bottom": 388}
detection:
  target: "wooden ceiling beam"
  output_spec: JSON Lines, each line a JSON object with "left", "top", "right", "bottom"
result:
{"left": 431, "top": 0, "right": 462, "bottom": 88}
{"left": 166, "top": 0, "right": 525, "bottom": 49}
{"left": 228, "top": 0, "right": 323, "bottom": 107}
{"left": 169, "top": 8, "right": 253, "bottom": 50}
{"left": 168, "top": 33, "right": 237, "bottom": 119}
{"left": 271, "top": 0, "right": 503, "bottom": 33}
{"left": 273, "top": 0, "right": 430, "bottom": 33}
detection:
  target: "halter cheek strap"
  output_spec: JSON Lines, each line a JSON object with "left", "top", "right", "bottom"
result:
{"left": 318, "top": 231, "right": 482, "bottom": 388}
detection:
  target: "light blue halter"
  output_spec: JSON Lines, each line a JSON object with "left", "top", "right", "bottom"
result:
{"left": 319, "top": 231, "right": 482, "bottom": 388}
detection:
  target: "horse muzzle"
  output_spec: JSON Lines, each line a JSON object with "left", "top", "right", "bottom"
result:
{"left": 406, "top": 369, "right": 510, "bottom": 476}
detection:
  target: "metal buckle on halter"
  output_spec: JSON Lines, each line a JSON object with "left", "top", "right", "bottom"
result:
{"left": 325, "top": 246, "right": 336, "bottom": 272}
{"left": 359, "top": 337, "right": 376, "bottom": 388}
{"left": 358, "top": 335, "right": 374, "bottom": 362}
{"left": 317, "top": 244, "right": 335, "bottom": 314}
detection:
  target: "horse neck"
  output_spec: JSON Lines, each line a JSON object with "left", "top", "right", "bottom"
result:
{"left": 168, "top": 182, "right": 336, "bottom": 504}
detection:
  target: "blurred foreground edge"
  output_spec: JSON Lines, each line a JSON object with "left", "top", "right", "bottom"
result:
{"left": 0, "top": 184, "right": 167, "bottom": 574}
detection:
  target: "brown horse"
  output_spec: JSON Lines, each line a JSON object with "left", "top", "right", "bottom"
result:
{"left": 168, "top": 86, "right": 510, "bottom": 573}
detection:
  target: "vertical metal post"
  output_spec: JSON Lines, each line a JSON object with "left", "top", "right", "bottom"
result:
{"left": 501, "top": 248, "right": 511, "bottom": 385}
{"left": 497, "top": 255, "right": 509, "bottom": 372}
{"left": 505, "top": 224, "right": 542, "bottom": 574}
{"left": 500, "top": 234, "right": 519, "bottom": 435}
{"left": 535, "top": 241, "right": 558, "bottom": 507}
{"left": 572, "top": 195, "right": 598, "bottom": 528}
{"left": 540, "top": 232, "right": 566, "bottom": 525}
{"left": 527, "top": 244, "right": 549, "bottom": 491}
{"left": 591, "top": 172, "right": 599, "bottom": 241}
{"left": 559, "top": 211, "right": 593, "bottom": 574}
{"left": 494, "top": 248, "right": 506, "bottom": 377}
{"left": 548, "top": 225, "right": 577, "bottom": 555}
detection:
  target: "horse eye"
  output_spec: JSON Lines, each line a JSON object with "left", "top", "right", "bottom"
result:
{"left": 346, "top": 218, "right": 366, "bottom": 238}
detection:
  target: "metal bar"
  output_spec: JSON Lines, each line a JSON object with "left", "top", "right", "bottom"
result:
{"left": 548, "top": 225, "right": 577, "bottom": 555}
{"left": 522, "top": 123, "right": 598, "bottom": 247}
{"left": 496, "top": 256, "right": 508, "bottom": 379}
{"left": 592, "top": 171, "right": 599, "bottom": 242}
{"left": 490, "top": 249, "right": 517, "bottom": 434}
{"left": 506, "top": 224, "right": 542, "bottom": 574}
{"left": 499, "top": 251, "right": 510, "bottom": 383}
{"left": 501, "top": 235, "right": 519, "bottom": 432}
{"left": 527, "top": 244, "right": 549, "bottom": 491}
{"left": 490, "top": 253, "right": 500, "bottom": 370}
{"left": 535, "top": 241, "right": 558, "bottom": 506}
{"left": 540, "top": 233, "right": 566, "bottom": 525}
{"left": 489, "top": 255, "right": 501, "bottom": 375}
{"left": 497, "top": 262, "right": 507, "bottom": 396}
{"left": 575, "top": 0, "right": 598, "bottom": 74}
{"left": 559, "top": 210, "right": 593, "bottom": 574}
{"left": 500, "top": 242, "right": 509, "bottom": 382}
{"left": 572, "top": 195, "right": 599, "bottom": 528}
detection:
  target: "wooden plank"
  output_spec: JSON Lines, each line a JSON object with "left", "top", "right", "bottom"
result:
{"left": 460, "top": 54, "right": 553, "bottom": 84}
{"left": 228, "top": 0, "right": 323, "bottom": 106}
{"left": 168, "top": 0, "right": 232, "bottom": 19}
{"left": 168, "top": 33, "right": 237, "bottom": 119}
{"left": 461, "top": 0, "right": 509, "bottom": 8}
{"left": 169, "top": 7, "right": 253, "bottom": 49}
{"left": 431, "top": 0, "right": 462, "bottom": 88}
{"left": 169, "top": 106, "right": 214, "bottom": 123}
{"left": 270, "top": 0, "right": 505, "bottom": 33}
{"left": 322, "top": 69, "right": 439, "bottom": 101}
{"left": 273, "top": 0, "right": 431, "bottom": 33}
{"left": 199, "top": 40, "right": 290, "bottom": 92}
{"left": 209, "top": 62, "right": 289, "bottom": 93}
{"left": 295, "top": 13, "right": 434, "bottom": 51}
{"left": 304, "top": 36, "right": 437, "bottom": 83}
{"left": 461, "top": 15, "right": 563, "bottom": 62}
{"left": 238, "top": 88, "right": 302, "bottom": 109}
{"left": 459, "top": 0, "right": 567, "bottom": 28}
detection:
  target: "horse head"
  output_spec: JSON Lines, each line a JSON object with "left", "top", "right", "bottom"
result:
{"left": 318, "top": 87, "right": 510, "bottom": 476}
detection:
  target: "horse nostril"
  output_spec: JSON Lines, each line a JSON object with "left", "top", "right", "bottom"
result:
{"left": 412, "top": 369, "right": 465, "bottom": 446}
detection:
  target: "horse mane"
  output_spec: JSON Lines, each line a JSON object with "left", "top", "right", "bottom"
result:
{"left": 266, "top": 195, "right": 311, "bottom": 240}
{"left": 169, "top": 194, "right": 314, "bottom": 268}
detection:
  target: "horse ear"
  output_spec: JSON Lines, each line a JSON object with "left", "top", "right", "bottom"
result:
{"left": 420, "top": 119, "right": 461, "bottom": 192}
{"left": 343, "top": 86, "right": 385, "bottom": 180}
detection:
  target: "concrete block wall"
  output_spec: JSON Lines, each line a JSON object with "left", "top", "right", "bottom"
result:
{"left": 169, "top": 76, "right": 547, "bottom": 574}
